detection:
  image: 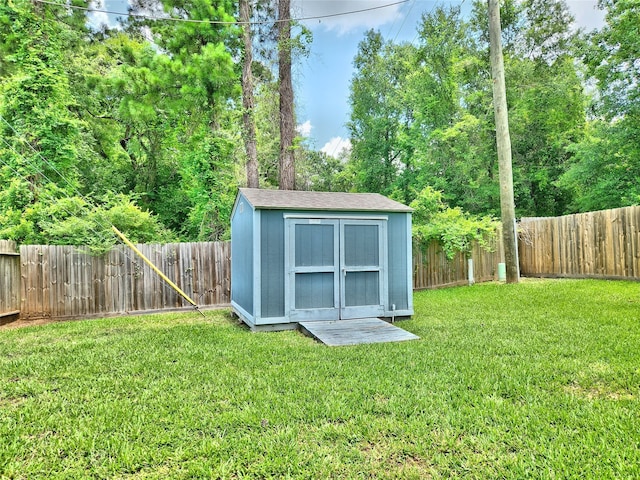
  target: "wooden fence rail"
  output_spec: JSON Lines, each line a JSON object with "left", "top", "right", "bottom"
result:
{"left": 519, "top": 205, "right": 640, "bottom": 279}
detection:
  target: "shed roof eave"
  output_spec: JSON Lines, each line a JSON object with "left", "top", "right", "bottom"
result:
{"left": 237, "top": 188, "right": 413, "bottom": 213}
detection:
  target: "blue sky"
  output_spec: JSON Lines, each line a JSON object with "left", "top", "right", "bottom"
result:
{"left": 295, "top": 0, "right": 606, "bottom": 157}
{"left": 91, "top": 1, "right": 606, "bottom": 157}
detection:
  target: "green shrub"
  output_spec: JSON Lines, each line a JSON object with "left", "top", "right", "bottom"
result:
{"left": 410, "top": 186, "right": 498, "bottom": 259}
{"left": 0, "top": 190, "right": 173, "bottom": 253}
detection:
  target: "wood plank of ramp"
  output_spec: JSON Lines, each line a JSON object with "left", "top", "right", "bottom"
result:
{"left": 299, "top": 318, "right": 419, "bottom": 346}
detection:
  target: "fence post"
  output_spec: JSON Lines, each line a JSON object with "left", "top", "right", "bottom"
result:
{"left": 0, "top": 240, "right": 21, "bottom": 323}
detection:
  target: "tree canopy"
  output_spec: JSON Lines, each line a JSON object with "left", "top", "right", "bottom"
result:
{"left": 0, "top": 0, "right": 637, "bottom": 254}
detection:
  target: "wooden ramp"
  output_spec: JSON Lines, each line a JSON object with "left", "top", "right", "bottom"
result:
{"left": 299, "top": 318, "right": 419, "bottom": 346}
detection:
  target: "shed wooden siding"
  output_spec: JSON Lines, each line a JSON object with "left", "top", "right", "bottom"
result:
{"left": 255, "top": 210, "right": 412, "bottom": 320}
{"left": 260, "top": 210, "right": 286, "bottom": 319}
{"left": 230, "top": 197, "right": 254, "bottom": 317}
{"left": 387, "top": 212, "right": 411, "bottom": 312}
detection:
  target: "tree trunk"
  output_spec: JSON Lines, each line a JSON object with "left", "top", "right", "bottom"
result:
{"left": 240, "top": 0, "right": 259, "bottom": 189}
{"left": 488, "top": 0, "right": 519, "bottom": 282}
{"left": 277, "top": 0, "right": 295, "bottom": 190}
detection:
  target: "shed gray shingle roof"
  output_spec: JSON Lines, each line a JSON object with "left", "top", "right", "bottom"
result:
{"left": 239, "top": 188, "right": 412, "bottom": 212}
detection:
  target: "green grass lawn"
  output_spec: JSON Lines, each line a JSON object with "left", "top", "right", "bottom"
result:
{"left": 1, "top": 279, "right": 639, "bottom": 479}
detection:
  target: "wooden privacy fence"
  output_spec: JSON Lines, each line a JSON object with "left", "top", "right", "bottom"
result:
{"left": 519, "top": 205, "right": 640, "bottom": 279}
{"left": 3, "top": 237, "right": 505, "bottom": 321}
{"left": 413, "top": 236, "right": 505, "bottom": 290}
{"left": 15, "top": 241, "right": 230, "bottom": 321}
{"left": 4, "top": 207, "right": 639, "bottom": 322}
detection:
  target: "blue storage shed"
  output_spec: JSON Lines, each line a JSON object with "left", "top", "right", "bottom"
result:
{"left": 231, "top": 188, "right": 413, "bottom": 331}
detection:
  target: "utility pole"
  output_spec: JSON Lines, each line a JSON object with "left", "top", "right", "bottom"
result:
{"left": 488, "top": 0, "right": 519, "bottom": 283}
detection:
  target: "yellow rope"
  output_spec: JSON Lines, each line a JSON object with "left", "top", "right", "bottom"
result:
{"left": 111, "top": 226, "right": 204, "bottom": 316}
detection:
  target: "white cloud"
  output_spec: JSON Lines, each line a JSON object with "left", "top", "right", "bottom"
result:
{"left": 88, "top": 0, "right": 135, "bottom": 30}
{"left": 294, "top": 0, "right": 404, "bottom": 35}
{"left": 297, "top": 120, "right": 313, "bottom": 137}
{"left": 87, "top": 0, "right": 112, "bottom": 29}
{"left": 321, "top": 137, "right": 352, "bottom": 158}
{"left": 88, "top": 10, "right": 111, "bottom": 29}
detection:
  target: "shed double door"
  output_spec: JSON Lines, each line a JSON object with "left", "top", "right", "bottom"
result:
{"left": 286, "top": 218, "right": 386, "bottom": 321}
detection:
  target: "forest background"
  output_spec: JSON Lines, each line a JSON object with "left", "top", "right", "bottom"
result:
{"left": 0, "top": 0, "right": 638, "bottom": 255}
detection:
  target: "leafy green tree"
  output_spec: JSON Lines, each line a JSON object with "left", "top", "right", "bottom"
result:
{"left": 176, "top": 125, "right": 238, "bottom": 240}
{"left": 560, "top": 0, "right": 640, "bottom": 211}
{"left": 67, "top": 33, "right": 139, "bottom": 197}
{"left": 508, "top": 0, "right": 585, "bottom": 216}
{"left": 296, "top": 149, "right": 353, "bottom": 192}
{"left": 347, "top": 36, "right": 423, "bottom": 204}
{"left": 419, "top": 114, "right": 500, "bottom": 216}
{"left": 0, "top": 188, "right": 172, "bottom": 252}
{"left": 466, "top": 0, "right": 585, "bottom": 216}
{"left": 347, "top": 6, "right": 500, "bottom": 212}
{"left": 0, "top": 0, "right": 85, "bottom": 188}
{"left": 0, "top": 0, "right": 91, "bottom": 243}
{"left": 507, "top": 54, "right": 586, "bottom": 216}
{"left": 348, "top": 30, "right": 403, "bottom": 197}
{"left": 101, "top": 0, "right": 241, "bottom": 238}
{"left": 240, "top": 0, "right": 260, "bottom": 188}
{"left": 253, "top": 77, "right": 281, "bottom": 188}
{"left": 0, "top": 0, "right": 213, "bottom": 245}
{"left": 347, "top": 0, "right": 587, "bottom": 219}
{"left": 407, "top": 6, "right": 490, "bottom": 210}
{"left": 559, "top": 121, "right": 640, "bottom": 211}
{"left": 585, "top": 0, "right": 640, "bottom": 121}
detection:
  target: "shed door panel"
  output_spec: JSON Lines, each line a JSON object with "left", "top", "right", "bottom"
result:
{"left": 295, "top": 272, "right": 334, "bottom": 309}
{"left": 340, "top": 221, "right": 385, "bottom": 319}
{"left": 344, "top": 271, "right": 380, "bottom": 307}
{"left": 295, "top": 224, "right": 334, "bottom": 267}
{"left": 287, "top": 220, "right": 340, "bottom": 321}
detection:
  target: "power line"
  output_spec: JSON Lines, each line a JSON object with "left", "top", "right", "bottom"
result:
{"left": 390, "top": 0, "right": 417, "bottom": 43}
{"left": 34, "top": 0, "right": 410, "bottom": 26}
{"left": 0, "top": 113, "right": 133, "bottom": 250}
{"left": 0, "top": 136, "right": 114, "bottom": 247}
